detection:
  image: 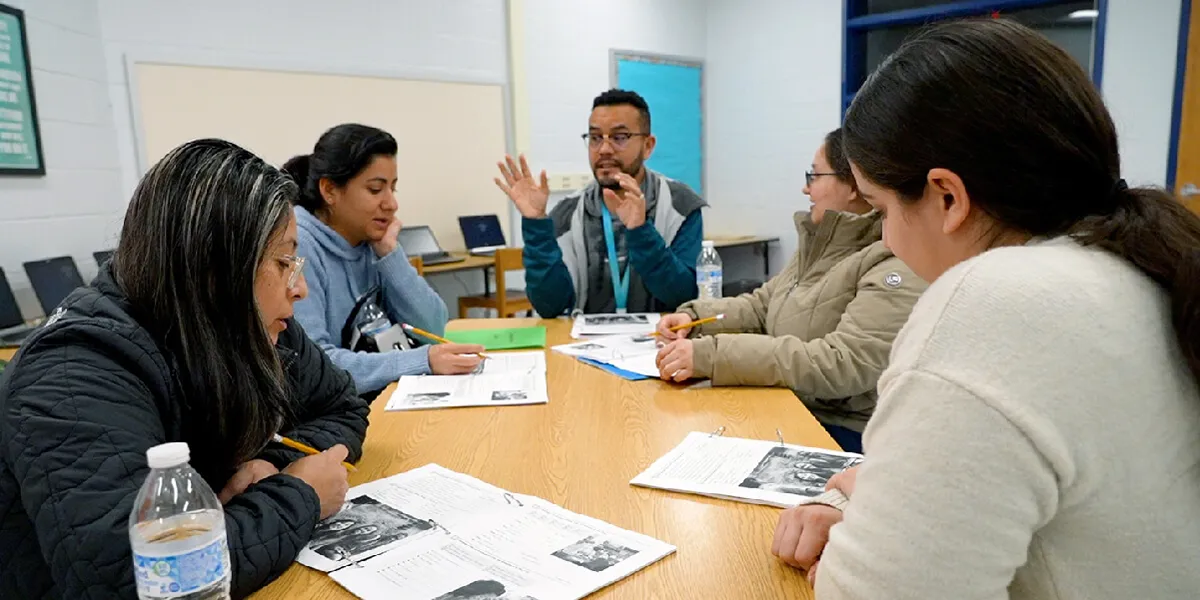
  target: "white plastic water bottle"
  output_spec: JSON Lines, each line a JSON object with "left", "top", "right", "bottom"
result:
{"left": 696, "top": 240, "right": 723, "bottom": 300}
{"left": 129, "top": 442, "right": 232, "bottom": 600}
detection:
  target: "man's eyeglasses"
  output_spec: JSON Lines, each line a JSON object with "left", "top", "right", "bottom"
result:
{"left": 279, "top": 254, "right": 306, "bottom": 289}
{"left": 582, "top": 132, "right": 649, "bottom": 150}
{"left": 805, "top": 171, "right": 837, "bottom": 187}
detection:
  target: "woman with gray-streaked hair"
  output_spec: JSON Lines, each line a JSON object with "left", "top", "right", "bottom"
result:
{"left": 0, "top": 139, "right": 370, "bottom": 598}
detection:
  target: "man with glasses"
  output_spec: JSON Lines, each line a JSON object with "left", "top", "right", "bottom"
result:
{"left": 495, "top": 89, "right": 706, "bottom": 316}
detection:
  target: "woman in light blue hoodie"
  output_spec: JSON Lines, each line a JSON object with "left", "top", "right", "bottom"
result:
{"left": 283, "top": 124, "right": 483, "bottom": 397}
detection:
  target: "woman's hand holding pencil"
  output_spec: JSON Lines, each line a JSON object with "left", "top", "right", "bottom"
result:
{"left": 654, "top": 313, "right": 725, "bottom": 341}
{"left": 273, "top": 434, "right": 357, "bottom": 472}
{"left": 278, "top": 438, "right": 352, "bottom": 519}
{"left": 401, "top": 323, "right": 489, "bottom": 375}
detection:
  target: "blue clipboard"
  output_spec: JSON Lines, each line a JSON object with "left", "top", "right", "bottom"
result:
{"left": 577, "top": 356, "right": 652, "bottom": 381}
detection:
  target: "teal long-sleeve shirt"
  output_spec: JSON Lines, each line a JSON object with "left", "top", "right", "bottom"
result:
{"left": 521, "top": 210, "right": 704, "bottom": 316}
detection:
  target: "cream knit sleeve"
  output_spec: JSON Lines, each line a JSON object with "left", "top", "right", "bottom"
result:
{"left": 815, "top": 369, "right": 1059, "bottom": 600}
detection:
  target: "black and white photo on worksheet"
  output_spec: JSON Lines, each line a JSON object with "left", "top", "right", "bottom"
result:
{"left": 739, "top": 446, "right": 862, "bottom": 497}
{"left": 307, "top": 496, "right": 435, "bottom": 562}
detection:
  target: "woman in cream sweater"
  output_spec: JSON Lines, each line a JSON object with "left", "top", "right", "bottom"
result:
{"left": 771, "top": 19, "right": 1200, "bottom": 600}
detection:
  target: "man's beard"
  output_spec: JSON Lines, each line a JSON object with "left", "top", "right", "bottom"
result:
{"left": 593, "top": 156, "right": 644, "bottom": 191}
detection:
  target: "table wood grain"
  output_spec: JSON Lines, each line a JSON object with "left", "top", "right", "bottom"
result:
{"left": 252, "top": 318, "right": 829, "bottom": 600}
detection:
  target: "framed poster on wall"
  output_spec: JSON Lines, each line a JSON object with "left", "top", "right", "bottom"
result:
{"left": 0, "top": 3, "right": 42, "bottom": 175}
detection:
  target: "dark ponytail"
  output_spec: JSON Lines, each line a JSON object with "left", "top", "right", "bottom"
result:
{"left": 280, "top": 154, "right": 315, "bottom": 210}
{"left": 282, "top": 123, "right": 398, "bottom": 213}
{"left": 1075, "top": 189, "right": 1200, "bottom": 378}
{"left": 843, "top": 19, "right": 1200, "bottom": 381}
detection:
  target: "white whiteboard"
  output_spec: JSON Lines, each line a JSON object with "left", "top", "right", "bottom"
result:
{"left": 130, "top": 61, "right": 511, "bottom": 251}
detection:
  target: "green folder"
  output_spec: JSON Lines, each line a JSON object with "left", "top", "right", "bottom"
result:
{"left": 444, "top": 326, "right": 547, "bottom": 350}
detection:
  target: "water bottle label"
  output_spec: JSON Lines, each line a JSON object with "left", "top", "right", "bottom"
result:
{"left": 134, "top": 533, "right": 229, "bottom": 598}
{"left": 697, "top": 268, "right": 722, "bottom": 284}
{"left": 361, "top": 317, "right": 392, "bottom": 337}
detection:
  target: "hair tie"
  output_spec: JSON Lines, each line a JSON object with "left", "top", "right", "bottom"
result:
{"left": 1112, "top": 178, "right": 1129, "bottom": 196}
{"left": 1097, "top": 178, "right": 1130, "bottom": 214}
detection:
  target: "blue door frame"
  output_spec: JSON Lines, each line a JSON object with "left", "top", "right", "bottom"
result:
{"left": 1167, "top": 0, "right": 1194, "bottom": 191}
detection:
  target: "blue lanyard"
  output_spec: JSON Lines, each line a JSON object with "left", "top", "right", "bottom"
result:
{"left": 600, "top": 204, "right": 630, "bottom": 313}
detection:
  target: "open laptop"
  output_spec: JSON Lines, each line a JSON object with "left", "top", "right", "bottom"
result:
{"left": 93, "top": 249, "right": 114, "bottom": 267}
{"left": 458, "top": 214, "right": 508, "bottom": 256}
{"left": 23, "top": 256, "right": 85, "bottom": 316}
{"left": 0, "top": 268, "right": 35, "bottom": 348}
{"left": 397, "top": 226, "right": 465, "bottom": 266}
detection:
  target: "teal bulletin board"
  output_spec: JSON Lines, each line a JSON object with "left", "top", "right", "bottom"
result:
{"left": 612, "top": 51, "right": 703, "bottom": 196}
{"left": 0, "top": 4, "right": 43, "bottom": 175}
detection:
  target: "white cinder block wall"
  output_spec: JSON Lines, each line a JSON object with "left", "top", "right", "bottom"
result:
{"left": 704, "top": 0, "right": 844, "bottom": 277}
{"left": 1, "top": 0, "right": 1185, "bottom": 319}
{"left": 96, "top": 0, "right": 510, "bottom": 311}
{"left": 0, "top": 0, "right": 124, "bottom": 319}
{"left": 521, "top": 0, "right": 708, "bottom": 178}
{"left": 97, "top": 0, "right": 509, "bottom": 200}
{"left": 703, "top": 0, "right": 1186, "bottom": 277}
{"left": 1102, "top": 0, "right": 1184, "bottom": 188}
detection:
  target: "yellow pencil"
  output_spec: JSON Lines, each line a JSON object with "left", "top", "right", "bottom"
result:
{"left": 654, "top": 313, "right": 725, "bottom": 335}
{"left": 401, "top": 323, "right": 492, "bottom": 359}
{"left": 271, "top": 434, "right": 357, "bottom": 472}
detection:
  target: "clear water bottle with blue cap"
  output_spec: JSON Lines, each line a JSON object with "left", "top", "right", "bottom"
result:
{"left": 696, "top": 240, "right": 723, "bottom": 300}
{"left": 356, "top": 299, "right": 394, "bottom": 344}
{"left": 129, "top": 442, "right": 231, "bottom": 600}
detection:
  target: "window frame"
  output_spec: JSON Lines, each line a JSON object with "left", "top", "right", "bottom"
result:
{"left": 841, "top": 0, "right": 1110, "bottom": 116}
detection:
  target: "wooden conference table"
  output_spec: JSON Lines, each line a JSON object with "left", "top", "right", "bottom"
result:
{"left": 0, "top": 321, "right": 830, "bottom": 597}
{"left": 283, "top": 319, "right": 844, "bottom": 598}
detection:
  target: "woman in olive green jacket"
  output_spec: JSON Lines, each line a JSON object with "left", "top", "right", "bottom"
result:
{"left": 655, "top": 129, "right": 925, "bottom": 452}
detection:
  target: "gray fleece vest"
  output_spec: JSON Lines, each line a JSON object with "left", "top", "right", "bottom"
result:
{"left": 547, "top": 169, "right": 705, "bottom": 313}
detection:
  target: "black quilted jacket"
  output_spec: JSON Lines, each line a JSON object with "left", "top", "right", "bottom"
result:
{"left": 0, "top": 267, "right": 370, "bottom": 599}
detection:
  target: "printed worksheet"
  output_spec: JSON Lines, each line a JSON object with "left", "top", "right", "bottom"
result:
{"left": 569, "top": 313, "right": 660, "bottom": 339}
{"left": 631, "top": 431, "right": 863, "bottom": 508}
{"left": 552, "top": 334, "right": 661, "bottom": 379}
{"left": 296, "top": 465, "right": 676, "bottom": 600}
{"left": 385, "top": 352, "right": 548, "bottom": 411}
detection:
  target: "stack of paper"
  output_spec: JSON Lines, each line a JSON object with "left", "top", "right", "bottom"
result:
{"left": 299, "top": 464, "right": 676, "bottom": 600}
{"left": 385, "top": 351, "right": 548, "bottom": 411}
{"left": 552, "top": 335, "right": 661, "bottom": 380}
{"left": 631, "top": 432, "right": 863, "bottom": 508}
{"left": 569, "top": 313, "right": 660, "bottom": 339}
